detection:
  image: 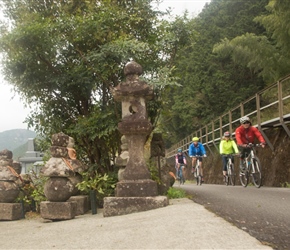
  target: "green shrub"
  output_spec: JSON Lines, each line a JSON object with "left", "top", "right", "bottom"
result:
{"left": 166, "top": 187, "right": 187, "bottom": 199}
{"left": 17, "top": 171, "right": 48, "bottom": 213}
{"left": 281, "top": 182, "right": 290, "bottom": 188}
{"left": 76, "top": 170, "right": 117, "bottom": 206}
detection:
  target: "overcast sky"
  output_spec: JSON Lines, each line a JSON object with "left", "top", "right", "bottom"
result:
{"left": 0, "top": 0, "right": 210, "bottom": 133}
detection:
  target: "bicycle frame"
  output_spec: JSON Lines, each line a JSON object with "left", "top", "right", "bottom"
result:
{"left": 224, "top": 154, "right": 235, "bottom": 186}
{"left": 244, "top": 144, "right": 259, "bottom": 172}
{"left": 192, "top": 156, "right": 205, "bottom": 185}
{"left": 177, "top": 164, "right": 185, "bottom": 185}
{"left": 240, "top": 144, "right": 262, "bottom": 188}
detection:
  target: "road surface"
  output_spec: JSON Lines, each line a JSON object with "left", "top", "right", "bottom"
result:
{"left": 178, "top": 183, "right": 290, "bottom": 250}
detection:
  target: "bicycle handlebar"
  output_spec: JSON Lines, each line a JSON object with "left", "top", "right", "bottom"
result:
{"left": 190, "top": 155, "right": 207, "bottom": 158}
{"left": 246, "top": 143, "right": 263, "bottom": 148}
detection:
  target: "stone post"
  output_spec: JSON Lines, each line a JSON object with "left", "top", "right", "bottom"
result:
{"left": 0, "top": 149, "right": 23, "bottom": 220}
{"left": 103, "top": 61, "right": 168, "bottom": 216}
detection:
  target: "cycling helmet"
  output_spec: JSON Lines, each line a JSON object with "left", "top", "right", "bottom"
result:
{"left": 177, "top": 148, "right": 182, "bottom": 153}
{"left": 224, "top": 131, "right": 230, "bottom": 137}
{"left": 240, "top": 116, "right": 251, "bottom": 124}
{"left": 192, "top": 137, "right": 199, "bottom": 142}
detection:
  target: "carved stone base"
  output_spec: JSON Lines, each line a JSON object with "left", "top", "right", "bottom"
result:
{"left": 40, "top": 201, "right": 76, "bottom": 220}
{"left": 103, "top": 196, "right": 169, "bottom": 217}
{"left": 116, "top": 179, "right": 158, "bottom": 197}
{"left": 0, "top": 203, "right": 22, "bottom": 221}
{"left": 67, "top": 195, "right": 89, "bottom": 215}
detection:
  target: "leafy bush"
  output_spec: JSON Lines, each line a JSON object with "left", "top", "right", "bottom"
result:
{"left": 166, "top": 187, "right": 187, "bottom": 199}
{"left": 17, "top": 170, "right": 48, "bottom": 213}
{"left": 76, "top": 170, "right": 117, "bottom": 205}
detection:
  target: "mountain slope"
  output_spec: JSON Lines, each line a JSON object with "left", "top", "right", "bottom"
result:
{"left": 0, "top": 129, "right": 36, "bottom": 151}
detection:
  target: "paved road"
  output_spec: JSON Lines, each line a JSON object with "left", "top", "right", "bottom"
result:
{"left": 179, "top": 183, "right": 290, "bottom": 250}
{"left": 0, "top": 198, "right": 271, "bottom": 249}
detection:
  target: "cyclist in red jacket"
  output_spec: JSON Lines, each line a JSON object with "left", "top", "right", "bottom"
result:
{"left": 235, "top": 116, "right": 266, "bottom": 170}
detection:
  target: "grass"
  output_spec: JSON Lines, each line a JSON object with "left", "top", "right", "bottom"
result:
{"left": 281, "top": 182, "right": 290, "bottom": 188}
{"left": 166, "top": 187, "right": 192, "bottom": 199}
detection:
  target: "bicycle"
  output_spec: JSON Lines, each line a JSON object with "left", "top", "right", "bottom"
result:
{"left": 177, "top": 164, "right": 186, "bottom": 185}
{"left": 239, "top": 143, "right": 262, "bottom": 188}
{"left": 223, "top": 154, "right": 237, "bottom": 186}
{"left": 191, "top": 156, "right": 205, "bottom": 185}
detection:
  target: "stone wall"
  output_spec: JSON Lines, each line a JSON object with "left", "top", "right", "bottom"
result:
{"left": 166, "top": 126, "right": 290, "bottom": 187}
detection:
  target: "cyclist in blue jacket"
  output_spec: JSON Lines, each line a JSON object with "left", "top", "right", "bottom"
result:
{"left": 189, "top": 137, "right": 207, "bottom": 182}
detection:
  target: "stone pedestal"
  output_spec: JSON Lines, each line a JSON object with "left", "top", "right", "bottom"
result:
{"left": 68, "top": 195, "right": 89, "bottom": 215}
{"left": 103, "top": 196, "right": 169, "bottom": 217}
{"left": 116, "top": 180, "right": 158, "bottom": 197}
{"left": 0, "top": 203, "right": 22, "bottom": 221}
{"left": 40, "top": 201, "right": 76, "bottom": 220}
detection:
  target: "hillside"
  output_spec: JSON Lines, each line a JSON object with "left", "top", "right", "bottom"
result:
{"left": 0, "top": 129, "right": 36, "bottom": 152}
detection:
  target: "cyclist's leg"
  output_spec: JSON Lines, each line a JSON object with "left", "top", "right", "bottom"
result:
{"left": 175, "top": 165, "right": 179, "bottom": 179}
{"left": 181, "top": 165, "right": 186, "bottom": 183}
{"left": 198, "top": 156, "right": 204, "bottom": 181}
{"left": 191, "top": 157, "right": 197, "bottom": 173}
{"left": 238, "top": 147, "right": 246, "bottom": 171}
{"left": 222, "top": 155, "right": 227, "bottom": 181}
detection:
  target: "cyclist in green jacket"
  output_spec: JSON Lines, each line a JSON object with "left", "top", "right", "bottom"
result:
{"left": 219, "top": 131, "right": 239, "bottom": 182}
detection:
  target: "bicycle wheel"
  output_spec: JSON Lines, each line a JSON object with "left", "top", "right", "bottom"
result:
{"left": 251, "top": 158, "right": 262, "bottom": 188}
{"left": 225, "top": 162, "right": 230, "bottom": 186}
{"left": 239, "top": 161, "right": 249, "bottom": 187}
{"left": 179, "top": 169, "right": 183, "bottom": 185}
{"left": 195, "top": 167, "right": 201, "bottom": 185}
{"left": 228, "top": 163, "right": 235, "bottom": 186}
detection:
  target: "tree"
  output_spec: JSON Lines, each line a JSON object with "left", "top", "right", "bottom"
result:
{"left": 213, "top": 0, "right": 290, "bottom": 83}
{"left": 0, "top": 0, "right": 175, "bottom": 172}
{"left": 160, "top": 0, "right": 268, "bottom": 146}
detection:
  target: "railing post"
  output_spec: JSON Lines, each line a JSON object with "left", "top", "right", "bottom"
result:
{"left": 240, "top": 103, "right": 244, "bottom": 117}
{"left": 278, "top": 80, "right": 290, "bottom": 137}
{"left": 229, "top": 110, "right": 232, "bottom": 134}
{"left": 256, "top": 93, "right": 274, "bottom": 151}
{"left": 219, "top": 116, "right": 223, "bottom": 138}
{"left": 205, "top": 125, "right": 214, "bottom": 155}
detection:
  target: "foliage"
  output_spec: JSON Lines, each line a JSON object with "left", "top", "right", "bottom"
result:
{"left": 17, "top": 170, "right": 48, "bottom": 213}
{"left": 213, "top": 0, "right": 290, "bottom": 83}
{"left": 0, "top": 0, "right": 177, "bottom": 172}
{"left": 148, "top": 160, "right": 162, "bottom": 185}
{"left": 281, "top": 182, "right": 290, "bottom": 188}
{"left": 166, "top": 187, "right": 186, "bottom": 199}
{"left": 76, "top": 170, "right": 117, "bottom": 202}
{"left": 160, "top": 0, "right": 269, "bottom": 147}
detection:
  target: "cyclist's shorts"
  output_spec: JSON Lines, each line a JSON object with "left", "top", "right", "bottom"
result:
{"left": 191, "top": 155, "right": 203, "bottom": 162}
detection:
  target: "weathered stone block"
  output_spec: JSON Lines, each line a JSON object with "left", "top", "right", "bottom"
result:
{"left": 68, "top": 195, "right": 89, "bottom": 215}
{"left": 116, "top": 179, "right": 158, "bottom": 197}
{"left": 44, "top": 177, "right": 74, "bottom": 202}
{"left": 40, "top": 201, "right": 77, "bottom": 220}
{"left": 50, "top": 146, "right": 68, "bottom": 158}
{"left": 103, "top": 196, "right": 169, "bottom": 217}
{"left": 41, "top": 158, "right": 74, "bottom": 177}
{"left": 0, "top": 181, "right": 20, "bottom": 202}
{"left": 51, "top": 132, "right": 69, "bottom": 147}
{"left": 0, "top": 203, "right": 22, "bottom": 221}
{"left": 0, "top": 149, "right": 13, "bottom": 159}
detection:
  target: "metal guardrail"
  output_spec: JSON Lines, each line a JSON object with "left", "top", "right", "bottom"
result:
{"left": 165, "top": 74, "right": 290, "bottom": 158}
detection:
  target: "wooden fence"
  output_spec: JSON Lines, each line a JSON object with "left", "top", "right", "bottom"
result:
{"left": 165, "top": 74, "right": 290, "bottom": 158}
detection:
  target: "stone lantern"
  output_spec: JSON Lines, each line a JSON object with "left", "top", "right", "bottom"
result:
{"left": 103, "top": 61, "right": 168, "bottom": 217}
